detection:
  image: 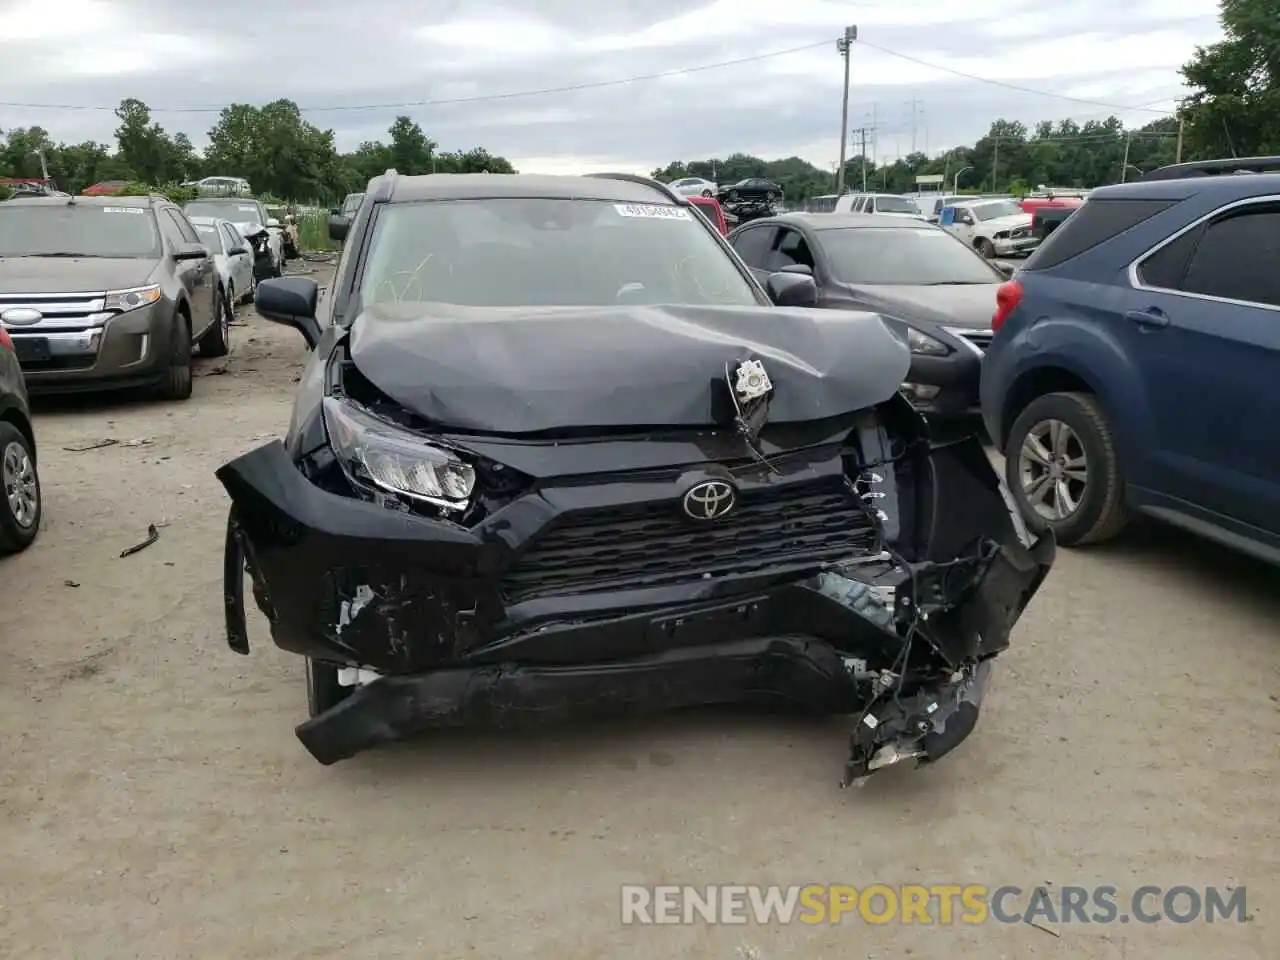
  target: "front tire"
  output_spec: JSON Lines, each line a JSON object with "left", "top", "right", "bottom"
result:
{"left": 978, "top": 238, "right": 997, "bottom": 259}
{"left": 198, "top": 286, "right": 232, "bottom": 358}
{"left": 0, "top": 423, "right": 41, "bottom": 554}
{"left": 1004, "top": 391, "right": 1130, "bottom": 546}
{"left": 306, "top": 658, "right": 351, "bottom": 718}
{"left": 158, "top": 313, "right": 193, "bottom": 401}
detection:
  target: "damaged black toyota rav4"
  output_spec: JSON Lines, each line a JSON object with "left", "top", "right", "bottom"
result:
{"left": 220, "top": 170, "right": 1053, "bottom": 783}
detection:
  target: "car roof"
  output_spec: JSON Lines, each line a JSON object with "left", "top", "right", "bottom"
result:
{"left": 1087, "top": 171, "right": 1280, "bottom": 203}
{"left": 757, "top": 212, "right": 941, "bottom": 232}
{"left": 3, "top": 194, "right": 158, "bottom": 208}
{"left": 378, "top": 172, "right": 678, "bottom": 205}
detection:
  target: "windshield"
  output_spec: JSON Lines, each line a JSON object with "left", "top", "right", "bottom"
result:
{"left": 342, "top": 193, "right": 364, "bottom": 216}
{"left": 193, "top": 224, "right": 224, "bottom": 253}
{"left": 359, "top": 198, "right": 760, "bottom": 308}
{"left": 185, "top": 200, "right": 264, "bottom": 223}
{"left": 819, "top": 226, "right": 1000, "bottom": 285}
{"left": 0, "top": 204, "right": 160, "bottom": 258}
{"left": 875, "top": 196, "right": 921, "bottom": 214}
{"left": 971, "top": 200, "right": 1022, "bottom": 222}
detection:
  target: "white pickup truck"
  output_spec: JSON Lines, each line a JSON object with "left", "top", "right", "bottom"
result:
{"left": 938, "top": 198, "right": 1039, "bottom": 258}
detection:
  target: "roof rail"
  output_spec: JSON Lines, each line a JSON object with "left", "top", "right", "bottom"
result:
{"left": 1140, "top": 156, "right": 1280, "bottom": 181}
{"left": 583, "top": 172, "right": 684, "bottom": 203}
{"left": 371, "top": 168, "right": 398, "bottom": 202}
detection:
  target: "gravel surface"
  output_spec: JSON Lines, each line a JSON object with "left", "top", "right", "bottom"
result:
{"left": 2, "top": 264, "right": 1275, "bottom": 959}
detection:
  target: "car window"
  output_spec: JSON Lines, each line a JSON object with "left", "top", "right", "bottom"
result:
{"left": 771, "top": 228, "right": 815, "bottom": 271}
{"left": 194, "top": 223, "right": 224, "bottom": 253}
{"left": 1136, "top": 229, "right": 1200, "bottom": 289}
{"left": 1024, "top": 198, "right": 1177, "bottom": 271}
{"left": 0, "top": 203, "right": 162, "bottom": 258}
{"left": 185, "top": 200, "right": 265, "bottom": 223}
{"left": 729, "top": 226, "right": 775, "bottom": 268}
{"left": 358, "top": 198, "right": 762, "bottom": 309}
{"left": 221, "top": 224, "right": 241, "bottom": 251}
{"left": 970, "top": 200, "right": 1022, "bottom": 221}
{"left": 1177, "top": 205, "right": 1280, "bottom": 307}
{"left": 165, "top": 209, "right": 201, "bottom": 243}
{"left": 818, "top": 226, "right": 1001, "bottom": 285}
{"left": 874, "top": 196, "right": 921, "bottom": 215}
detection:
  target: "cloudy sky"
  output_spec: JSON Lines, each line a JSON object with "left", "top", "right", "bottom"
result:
{"left": 1, "top": 0, "right": 1223, "bottom": 174}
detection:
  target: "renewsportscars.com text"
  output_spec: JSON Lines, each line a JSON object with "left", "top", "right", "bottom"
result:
{"left": 620, "top": 884, "right": 1249, "bottom": 926}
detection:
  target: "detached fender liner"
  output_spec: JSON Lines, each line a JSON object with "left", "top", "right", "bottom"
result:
{"left": 296, "top": 636, "right": 855, "bottom": 765}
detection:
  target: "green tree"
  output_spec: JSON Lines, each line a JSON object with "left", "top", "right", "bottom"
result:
{"left": 1179, "top": 0, "right": 1280, "bottom": 157}
{"left": 387, "top": 116, "right": 437, "bottom": 175}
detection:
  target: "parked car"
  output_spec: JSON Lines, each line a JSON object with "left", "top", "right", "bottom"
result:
{"left": 189, "top": 215, "right": 256, "bottom": 323}
{"left": 727, "top": 213, "right": 1013, "bottom": 421}
{"left": 327, "top": 192, "right": 365, "bottom": 243}
{"left": 0, "top": 194, "right": 222, "bottom": 399}
{"left": 833, "top": 194, "right": 926, "bottom": 220}
{"left": 1, "top": 178, "right": 67, "bottom": 199}
{"left": 715, "top": 178, "right": 783, "bottom": 223}
{"left": 182, "top": 176, "right": 253, "bottom": 197}
{"left": 939, "top": 198, "right": 1038, "bottom": 258}
{"left": 667, "top": 177, "right": 718, "bottom": 198}
{"left": 687, "top": 194, "right": 728, "bottom": 235}
{"left": 183, "top": 197, "right": 283, "bottom": 280}
{"left": 219, "top": 170, "right": 1052, "bottom": 779}
{"left": 0, "top": 323, "right": 40, "bottom": 554}
{"left": 980, "top": 156, "right": 1280, "bottom": 562}
{"left": 80, "top": 181, "right": 130, "bottom": 197}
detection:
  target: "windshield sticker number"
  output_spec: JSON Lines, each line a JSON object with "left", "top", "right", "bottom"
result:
{"left": 614, "top": 203, "right": 691, "bottom": 220}
{"left": 102, "top": 206, "right": 144, "bottom": 214}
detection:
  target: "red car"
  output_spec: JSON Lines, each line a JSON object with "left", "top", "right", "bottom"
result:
{"left": 80, "top": 180, "right": 130, "bottom": 196}
{"left": 1018, "top": 195, "right": 1084, "bottom": 215}
{"left": 687, "top": 195, "right": 728, "bottom": 235}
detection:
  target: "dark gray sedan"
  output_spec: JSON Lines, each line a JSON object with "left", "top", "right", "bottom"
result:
{"left": 727, "top": 212, "right": 1013, "bottom": 421}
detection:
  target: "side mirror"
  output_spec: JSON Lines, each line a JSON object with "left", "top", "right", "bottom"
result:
{"left": 329, "top": 207, "right": 340, "bottom": 215}
{"left": 328, "top": 215, "right": 350, "bottom": 243}
{"left": 779, "top": 263, "right": 812, "bottom": 276}
{"left": 765, "top": 271, "right": 818, "bottom": 308}
{"left": 173, "top": 242, "right": 209, "bottom": 261}
{"left": 229, "top": 245, "right": 249, "bottom": 256}
{"left": 255, "top": 276, "right": 322, "bottom": 348}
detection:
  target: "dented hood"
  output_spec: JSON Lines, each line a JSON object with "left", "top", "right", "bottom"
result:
{"left": 345, "top": 302, "right": 911, "bottom": 434}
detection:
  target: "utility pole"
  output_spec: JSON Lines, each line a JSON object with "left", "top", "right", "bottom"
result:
{"left": 909, "top": 95, "right": 920, "bottom": 154}
{"left": 835, "top": 25, "right": 857, "bottom": 195}
{"left": 35, "top": 148, "right": 49, "bottom": 181}
{"left": 851, "top": 126, "right": 875, "bottom": 192}
{"left": 1175, "top": 118, "right": 1185, "bottom": 163}
{"left": 991, "top": 137, "right": 1000, "bottom": 192}
{"left": 1120, "top": 134, "right": 1133, "bottom": 182}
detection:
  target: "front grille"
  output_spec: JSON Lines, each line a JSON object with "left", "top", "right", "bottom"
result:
{"left": 0, "top": 291, "right": 110, "bottom": 332}
{"left": 1009, "top": 227, "right": 1030, "bottom": 239}
{"left": 948, "top": 328, "right": 993, "bottom": 353}
{"left": 500, "top": 479, "right": 879, "bottom": 603}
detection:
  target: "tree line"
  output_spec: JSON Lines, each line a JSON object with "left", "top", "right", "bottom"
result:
{"left": 0, "top": 0, "right": 1272, "bottom": 204}
{"left": 655, "top": 0, "right": 1275, "bottom": 200}
{"left": 0, "top": 99, "right": 516, "bottom": 202}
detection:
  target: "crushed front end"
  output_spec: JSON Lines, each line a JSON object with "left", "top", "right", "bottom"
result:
{"left": 218, "top": 344, "right": 1053, "bottom": 781}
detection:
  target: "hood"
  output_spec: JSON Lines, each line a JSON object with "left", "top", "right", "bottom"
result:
{"left": 980, "top": 214, "right": 1033, "bottom": 232}
{"left": 0, "top": 256, "right": 157, "bottom": 294}
{"left": 346, "top": 302, "right": 910, "bottom": 435}
{"left": 838, "top": 283, "right": 1000, "bottom": 330}
{"left": 234, "top": 220, "right": 266, "bottom": 237}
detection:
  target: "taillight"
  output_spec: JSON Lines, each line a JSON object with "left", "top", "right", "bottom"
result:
{"left": 993, "top": 279, "right": 1024, "bottom": 332}
{"left": 0, "top": 326, "right": 12, "bottom": 352}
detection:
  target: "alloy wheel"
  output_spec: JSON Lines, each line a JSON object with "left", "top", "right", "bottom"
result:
{"left": 1018, "top": 419, "right": 1088, "bottom": 521}
{"left": 3, "top": 440, "right": 38, "bottom": 529}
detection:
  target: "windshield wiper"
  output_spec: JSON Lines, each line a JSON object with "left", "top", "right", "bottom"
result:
{"left": 917, "top": 280, "right": 993, "bottom": 286}
{"left": 21, "top": 252, "right": 108, "bottom": 258}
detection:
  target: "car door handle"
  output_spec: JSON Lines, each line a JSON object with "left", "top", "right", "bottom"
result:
{"left": 1125, "top": 308, "right": 1169, "bottom": 329}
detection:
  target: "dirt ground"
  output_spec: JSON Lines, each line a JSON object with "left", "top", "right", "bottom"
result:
{"left": 1, "top": 262, "right": 1276, "bottom": 959}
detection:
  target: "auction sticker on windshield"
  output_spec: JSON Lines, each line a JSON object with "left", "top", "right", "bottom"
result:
{"left": 615, "top": 203, "right": 691, "bottom": 220}
{"left": 103, "top": 207, "right": 144, "bottom": 214}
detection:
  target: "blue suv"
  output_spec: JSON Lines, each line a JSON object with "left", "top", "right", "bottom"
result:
{"left": 981, "top": 157, "right": 1280, "bottom": 563}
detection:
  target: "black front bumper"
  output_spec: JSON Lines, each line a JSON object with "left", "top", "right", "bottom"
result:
{"left": 902, "top": 344, "right": 984, "bottom": 421}
{"left": 218, "top": 433, "right": 1053, "bottom": 775}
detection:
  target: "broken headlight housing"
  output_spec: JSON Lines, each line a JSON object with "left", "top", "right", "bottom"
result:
{"left": 322, "top": 396, "right": 476, "bottom": 511}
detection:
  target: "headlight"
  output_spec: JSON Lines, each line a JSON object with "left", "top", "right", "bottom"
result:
{"left": 905, "top": 327, "right": 950, "bottom": 356}
{"left": 104, "top": 285, "right": 162, "bottom": 313}
{"left": 322, "top": 397, "right": 476, "bottom": 510}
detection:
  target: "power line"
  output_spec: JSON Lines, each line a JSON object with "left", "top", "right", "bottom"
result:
{"left": 0, "top": 39, "right": 834, "bottom": 114}
{"left": 854, "top": 38, "right": 1176, "bottom": 116}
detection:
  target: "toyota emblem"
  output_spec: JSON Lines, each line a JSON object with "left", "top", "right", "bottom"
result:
{"left": 681, "top": 480, "right": 737, "bottom": 521}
